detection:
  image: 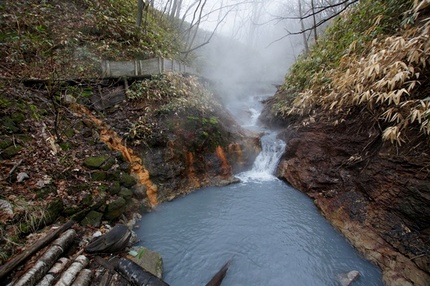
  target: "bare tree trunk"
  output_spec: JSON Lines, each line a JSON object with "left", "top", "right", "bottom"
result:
{"left": 247, "top": 1, "right": 259, "bottom": 48}
{"left": 311, "top": 0, "right": 318, "bottom": 43}
{"left": 186, "top": 0, "right": 208, "bottom": 53}
{"left": 298, "top": 0, "right": 309, "bottom": 53}
{"left": 179, "top": 0, "right": 200, "bottom": 31}
{"left": 175, "top": 0, "right": 184, "bottom": 18}
{"left": 137, "top": 0, "right": 143, "bottom": 27}
{"left": 170, "top": 0, "right": 179, "bottom": 19}
{"left": 162, "top": 0, "right": 173, "bottom": 17}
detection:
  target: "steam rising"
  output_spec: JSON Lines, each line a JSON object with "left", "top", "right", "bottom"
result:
{"left": 189, "top": 1, "right": 305, "bottom": 108}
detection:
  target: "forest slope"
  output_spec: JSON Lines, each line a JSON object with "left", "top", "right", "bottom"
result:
{"left": 0, "top": 0, "right": 259, "bottom": 275}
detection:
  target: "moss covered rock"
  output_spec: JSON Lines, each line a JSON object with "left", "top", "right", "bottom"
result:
{"left": 45, "top": 199, "right": 64, "bottom": 224}
{"left": 81, "top": 210, "right": 103, "bottom": 227}
{"left": 1, "top": 145, "right": 22, "bottom": 159}
{"left": 105, "top": 197, "right": 126, "bottom": 221}
{"left": 83, "top": 155, "right": 109, "bottom": 169}
{"left": 127, "top": 246, "right": 164, "bottom": 278}
{"left": 1, "top": 117, "right": 20, "bottom": 134}
{"left": 91, "top": 171, "right": 107, "bottom": 181}
{"left": 119, "top": 188, "right": 133, "bottom": 202}
{"left": 120, "top": 173, "right": 137, "bottom": 188}
{"left": 0, "top": 138, "right": 13, "bottom": 149}
{"left": 100, "top": 157, "right": 116, "bottom": 171}
{"left": 108, "top": 181, "right": 121, "bottom": 195}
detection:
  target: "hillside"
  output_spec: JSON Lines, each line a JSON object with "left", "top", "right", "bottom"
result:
{"left": 261, "top": 0, "right": 430, "bottom": 285}
{"left": 0, "top": 0, "right": 260, "bottom": 277}
{"left": 0, "top": 0, "right": 183, "bottom": 79}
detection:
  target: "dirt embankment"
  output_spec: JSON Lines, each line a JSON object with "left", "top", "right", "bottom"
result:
{"left": 260, "top": 107, "right": 430, "bottom": 285}
{"left": 0, "top": 78, "right": 260, "bottom": 270}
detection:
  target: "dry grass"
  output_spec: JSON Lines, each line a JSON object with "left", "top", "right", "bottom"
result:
{"left": 285, "top": 1, "right": 430, "bottom": 145}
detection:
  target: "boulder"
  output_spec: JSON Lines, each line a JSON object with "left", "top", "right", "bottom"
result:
{"left": 91, "top": 170, "right": 107, "bottom": 181}
{"left": 104, "top": 197, "right": 127, "bottom": 221}
{"left": 127, "top": 246, "right": 164, "bottom": 278}
{"left": 119, "top": 188, "right": 133, "bottom": 202}
{"left": 83, "top": 155, "right": 109, "bottom": 169}
{"left": 81, "top": 210, "right": 103, "bottom": 227}
{"left": 120, "top": 173, "right": 137, "bottom": 188}
{"left": 338, "top": 270, "right": 360, "bottom": 286}
{"left": 108, "top": 181, "right": 121, "bottom": 195}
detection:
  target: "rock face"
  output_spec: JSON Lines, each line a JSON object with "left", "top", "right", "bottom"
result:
{"left": 272, "top": 121, "right": 430, "bottom": 285}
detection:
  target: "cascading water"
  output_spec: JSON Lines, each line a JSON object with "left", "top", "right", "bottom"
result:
{"left": 237, "top": 132, "right": 286, "bottom": 182}
{"left": 136, "top": 93, "right": 383, "bottom": 286}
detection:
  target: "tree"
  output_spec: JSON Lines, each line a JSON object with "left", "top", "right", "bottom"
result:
{"left": 269, "top": 0, "right": 359, "bottom": 50}
{"left": 298, "top": 0, "right": 309, "bottom": 53}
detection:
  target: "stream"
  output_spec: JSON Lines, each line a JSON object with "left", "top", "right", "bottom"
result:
{"left": 135, "top": 92, "right": 383, "bottom": 285}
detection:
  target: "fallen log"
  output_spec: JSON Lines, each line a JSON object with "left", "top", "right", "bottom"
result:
{"left": 115, "top": 257, "right": 169, "bottom": 286}
{"left": 35, "top": 257, "right": 70, "bottom": 286}
{"left": 0, "top": 220, "right": 74, "bottom": 282}
{"left": 13, "top": 229, "right": 76, "bottom": 286}
{"left": 54, "top": 255, "right": 89, "bottom": 286}
{"left": 205, "top": 260, "right": 231, "bottom": 286}
{"left": 70, "top": 268, "right": 92, "bottom": 286}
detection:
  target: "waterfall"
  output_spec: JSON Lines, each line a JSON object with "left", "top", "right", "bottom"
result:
{"left": 252, "top": 133, "right": 286, "bottom": 174}
{"left": 237, "top": 132, "right": 286, "bottom": 182}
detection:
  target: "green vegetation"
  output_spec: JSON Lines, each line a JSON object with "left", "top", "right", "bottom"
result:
{"left": 126, "top": 73, "right": 226, "bottom": 151}
{"left": 272, "top": 0, "right": 430, "bottom": 145}
{"left": 0, "top": 0, "right": 184, "bottom": 78}
{"left": 127, "top": 73, "right": 220, "bottom": 114}
{"left": 280, "top": 0, "right": 411, "bottom": 94}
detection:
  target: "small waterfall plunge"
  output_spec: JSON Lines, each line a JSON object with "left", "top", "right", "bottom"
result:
{"left": 237, "top": 132, "right": 286, "bottom": 182}
{"left": 136, "top": 92, "right": 383, "bottom": 286}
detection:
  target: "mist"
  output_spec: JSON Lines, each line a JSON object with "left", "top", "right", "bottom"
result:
{"left": 185, "top": 0, "right": 306, "bottom": 107}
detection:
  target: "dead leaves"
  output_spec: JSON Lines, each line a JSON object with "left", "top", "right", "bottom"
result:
{"left": 288, "top": 1, "right": 430, "bottom": 145}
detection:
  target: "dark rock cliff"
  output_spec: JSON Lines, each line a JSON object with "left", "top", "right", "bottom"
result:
{"left": 260, "top": 108, "right": 430, "bottom": 285}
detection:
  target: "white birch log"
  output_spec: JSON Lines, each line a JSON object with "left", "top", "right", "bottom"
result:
{"left": 70, "top": 269, "right": 92, "bottom": 286}
{"left": 54, "top": 255, "right": 89, "bottom": 286}
{"left": 13, "top": 229, "right": 76, "bottom": 286}
{"left": 35, "top": 257, "right": 70, "bottom": 286}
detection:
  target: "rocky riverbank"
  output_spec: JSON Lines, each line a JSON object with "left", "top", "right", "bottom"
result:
{"left": 0, "top": 75, "right": 260, "bottom": 281}
{"left": 260, "top": 106, "right": 430, "bottom": 285}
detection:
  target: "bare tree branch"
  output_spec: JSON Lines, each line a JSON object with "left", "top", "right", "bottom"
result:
{"left": 271, "top": 0, "right": 358, "bottom": 21}
{"left": 181, "top": 5, "right": 235, "bottom": 56}
{"left": 267, "top": 0, "right": 358, "bottom": 47}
